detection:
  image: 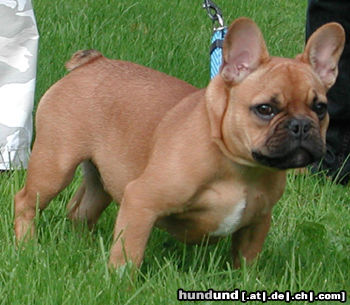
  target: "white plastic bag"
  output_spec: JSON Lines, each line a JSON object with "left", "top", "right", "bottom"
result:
{"left": 0, "top": 0, "right": 39, "bottom": 170}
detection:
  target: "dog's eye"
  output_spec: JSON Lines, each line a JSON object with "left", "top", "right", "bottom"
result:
{"left": 253, "top": 104, "right": 277, "bottom": 120}
{"left": 312, "top": 102, "right": 327, "bottom": 120}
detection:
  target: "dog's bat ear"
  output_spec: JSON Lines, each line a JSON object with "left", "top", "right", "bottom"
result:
{"left": 299, "top": 22, "right": 345, "bottom": 89}
{"left": 220, "top": 17, "right": 269, "bottom": 84}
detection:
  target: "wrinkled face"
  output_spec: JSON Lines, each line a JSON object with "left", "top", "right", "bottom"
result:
{"left": 222, "top": 58, "right": 329, "bottom": 169}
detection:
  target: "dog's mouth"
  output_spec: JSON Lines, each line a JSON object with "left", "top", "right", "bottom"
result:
{"left": 252, "top": 117, "right": 326, "bottom": 170}
{"left": 252, "top": 145, "right": 324, "bottom": 170}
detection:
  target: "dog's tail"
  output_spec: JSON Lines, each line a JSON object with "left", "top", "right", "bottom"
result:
{"left": 65, "top": 49, "right": 103, "bottom": 71}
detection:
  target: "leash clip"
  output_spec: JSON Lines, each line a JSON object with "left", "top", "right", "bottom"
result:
{"left": 203, "top": 0, "right": 225, "bottom": 30}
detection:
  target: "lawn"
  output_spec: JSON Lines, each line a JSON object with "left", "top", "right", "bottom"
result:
{"left": 0, "top": 0, "right": 349, "bottom": 304}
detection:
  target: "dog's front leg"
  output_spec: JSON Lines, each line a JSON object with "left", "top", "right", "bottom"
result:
{"left": 231, "top": 212, "right": 272, "bottom": 268}
{"left": 109, "top": 181, "right": 158, "bottom": 268}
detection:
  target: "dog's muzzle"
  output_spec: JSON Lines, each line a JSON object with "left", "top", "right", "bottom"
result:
{"left": 252, "top": 117, "right": 325, "bottom": 169}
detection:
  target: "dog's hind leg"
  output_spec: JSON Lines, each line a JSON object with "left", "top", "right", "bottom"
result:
{"left": 14, "top": 145, "right": 81, "bottom": 241}
{"left": 67, "top": 160, "right": 112, "bottom": 228}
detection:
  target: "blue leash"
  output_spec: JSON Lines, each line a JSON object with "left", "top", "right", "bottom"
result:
{"left": 203, "top": 0, "right": 227, "bottom": 79}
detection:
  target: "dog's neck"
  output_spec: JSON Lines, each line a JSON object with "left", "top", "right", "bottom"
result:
{"left": 185, "top": 90, "right": 286, "bottom": 186}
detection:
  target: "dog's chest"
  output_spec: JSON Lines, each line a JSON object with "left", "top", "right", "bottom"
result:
{"left": 158, "top": 180, "right": 260, "bottom": 243}
{"left": 195, "top": 181, "right": 248, "bottom": 237}
{"left": 209, "top": 199, "right": 246, "bottom": 236}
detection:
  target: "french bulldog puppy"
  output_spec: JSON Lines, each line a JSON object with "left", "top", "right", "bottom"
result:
{"left": 14, "top": 18, "right": 344, "bottom": 268}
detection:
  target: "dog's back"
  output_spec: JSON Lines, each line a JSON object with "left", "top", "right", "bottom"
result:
{"left": 34, "top": 51, "right": 198, "bottom": 195}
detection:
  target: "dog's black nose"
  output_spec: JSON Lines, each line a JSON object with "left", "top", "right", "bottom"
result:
{"left": 287, "top": 118, "right": 312, "bottom": 138}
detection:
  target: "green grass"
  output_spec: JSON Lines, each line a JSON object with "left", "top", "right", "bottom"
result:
{"left": 0, "top": 0, "right": 349, "bottom": 304}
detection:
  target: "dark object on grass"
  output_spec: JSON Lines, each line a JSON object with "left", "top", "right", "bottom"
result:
{"left": 307, "top": 0, "right": 350, "bottom": 185}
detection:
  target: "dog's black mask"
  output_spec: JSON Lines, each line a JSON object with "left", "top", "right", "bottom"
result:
{"left": 252, "top": 116, "right": 325, "bottom": 169}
